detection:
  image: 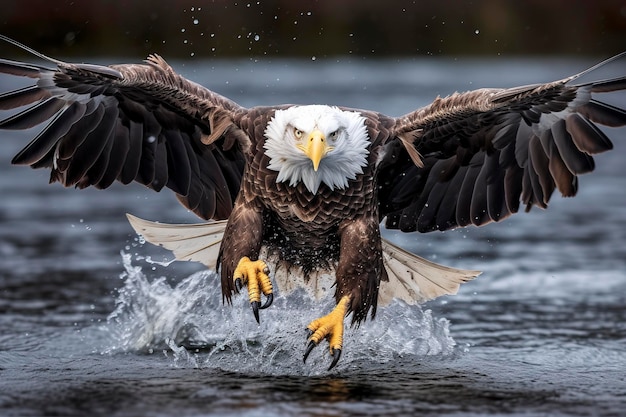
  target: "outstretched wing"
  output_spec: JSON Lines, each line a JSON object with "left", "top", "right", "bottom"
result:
{"left": 378, "top": 55, "right": 626, "bottom": 232}
{"left": 0, "top": 37, "right": 247, "bottom": 220}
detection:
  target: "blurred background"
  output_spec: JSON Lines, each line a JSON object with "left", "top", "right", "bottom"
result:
{"left": 1, "top": 0, "right": 625, "bottom": 59}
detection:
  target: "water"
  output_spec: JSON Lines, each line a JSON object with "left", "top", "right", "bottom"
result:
{"left": 1, "top": 57, "right": 625, "bottom": 416}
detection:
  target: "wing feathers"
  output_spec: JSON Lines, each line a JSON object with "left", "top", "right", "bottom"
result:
{"left": 381, "top": 54, "right": 625, "bottom": 233}
{"left": 455, "top": 156, "right": 481, "bottom": 228}
{"left": 56, "top": 101, "right": 103, "bottom": 162}
{"left": 0, "top": 97, "right": 65, "bottom": 129}
{"left": 0, "top": 58, "right": 48, "bottom": 78}
{"left": 11, "top": 101, "right": 87, "bottom": 165}
{"left": 503, "top": 164, "right": 523, "bottom": 214}
{"left": 525, "top": 141, "right": 546, "bottom": 208}
{"left": 469, "top": 153, "right": 492, "bottom": 225}
{"left": 588, "top": 76, "right": 626, "bottom": 93}
{"left": 81, "top": 121, "right": 116, "bottom": 189}
{"left": 64, "top": 103, "right": 118, "bottom": 186}
{"left": 119, "top": 120, "right": 143, "bottom": 184}
{"left": 0, "top": 42, "right": 247, "bottom": 221}
{"left": 565, "top": 113, "right": 613, "bottom": 153}
{"left": 551, "top": 118, "right": 595, "bottom": 174}
{"left": 164, "top": 130, "right": 192, "bottom": 196}
{"left": 486, "top": 166, "right": 509, "bottom": 222}
{"left": 577, "top": 100, "right": 626, "bottom": 127}
{"left": 0, "top": 85, "right": 49, "bottom": 109}
{"left": 95, "top": 121, "right": 130, "bottom": 189}
{"left": 528, "top": 135, "right": 554, "bottom": 206}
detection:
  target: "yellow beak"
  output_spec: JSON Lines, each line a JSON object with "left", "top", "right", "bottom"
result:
{"left": 300, "top": 130, "right": 331, "bottom": 171}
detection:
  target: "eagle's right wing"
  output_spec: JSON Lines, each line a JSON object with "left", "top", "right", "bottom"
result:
{"left": 0, "top": 36, "right": 247, "bottom": 221}
{"left": 378, "top": 53, "right": 626, "bottom": 233}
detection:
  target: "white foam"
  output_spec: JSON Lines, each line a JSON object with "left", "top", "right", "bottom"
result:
{"left": 102, "top": 252, "right": 456, "bottom": 375}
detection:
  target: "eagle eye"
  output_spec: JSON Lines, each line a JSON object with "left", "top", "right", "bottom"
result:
{"left": 294, "top": 128, "right": 303, "bottom": 139}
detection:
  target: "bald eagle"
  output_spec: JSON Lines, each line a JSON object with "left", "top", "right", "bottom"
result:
{"left": 1, "top": 36, "right": 625, "bottom": 369}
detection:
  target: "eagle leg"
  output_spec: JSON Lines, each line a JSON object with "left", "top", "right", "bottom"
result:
{"left": 233, "top": 256, "right": 273, "bottom": 323}
{"left": 303, "top": 295, "right": 351, "bottom": 370}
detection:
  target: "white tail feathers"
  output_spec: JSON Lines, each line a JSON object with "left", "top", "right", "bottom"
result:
{"left": 126, "top": 214, "right": 479, "bottom": 304}
{"left": 125, "top": 213, "right": 227, "bottom": 270}
{"left": 379, "top": 239, "right": 480, "bottom": 305}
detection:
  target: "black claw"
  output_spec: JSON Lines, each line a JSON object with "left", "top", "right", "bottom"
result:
{"left": 260, "top": 293, "right": 273, "bottom": 309}
{"left": 303, "top": 340, "right": 317, "bottom": 363}
{"left": 251, "top": 301, "right": 260, "bottom": 323}
{"left": 328, "top": 348, "right": 342, "bottom": 370}
{"left": 235, "top": 278, "right": 243, "bottom": 291}
{"left": 305, "top": 328, "right": 313, "bottom": 339}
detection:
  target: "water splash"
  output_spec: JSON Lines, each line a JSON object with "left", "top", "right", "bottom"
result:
{"left": 103, "top": 252, "right": 456, "bottom": 375}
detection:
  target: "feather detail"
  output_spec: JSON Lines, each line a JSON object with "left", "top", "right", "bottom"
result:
{"left": 125, "top": 213, "right": 227, "bottom": 270}
{"left": 379, "top": 238, "right": 480, "bottom": 305}
{"left": 398, "top": 132, "right": 424, "bottom": 168}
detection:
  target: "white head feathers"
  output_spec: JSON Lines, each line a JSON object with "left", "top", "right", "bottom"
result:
{"left": 263, "top": 105, "right": 370, "bottom": 194}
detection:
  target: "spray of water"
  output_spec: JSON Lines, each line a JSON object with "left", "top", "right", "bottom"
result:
{"left": 102, "top": 252, "right": 456, "bottom": 375}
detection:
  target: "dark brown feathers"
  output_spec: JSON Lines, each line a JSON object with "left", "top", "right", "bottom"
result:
{"left": 380, "top": 65, "right": 626, "bottom": 232}
{"left": 0, "top": 54, "right": 247, "bottom": 221}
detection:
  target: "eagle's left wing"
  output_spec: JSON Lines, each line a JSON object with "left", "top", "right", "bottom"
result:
{"left": 0, "top": 36, "right": 247, "bottom": 221}
{"left": 378, "top": 54, "right": 626, "bottom": 233}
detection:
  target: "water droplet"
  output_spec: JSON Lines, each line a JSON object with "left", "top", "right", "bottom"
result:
{"left": 254, "top": 34, "right": 260, "bottom": 41}
{"left": 475, "top": 29, "right": 480, "bottom": 35}
{"left": 193, "top": 19, "right": 199, "bottom": 25}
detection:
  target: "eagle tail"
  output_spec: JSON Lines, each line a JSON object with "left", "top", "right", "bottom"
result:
{"left": 379, "top": 238, "right": 480, "bottom": 305}
{"left": 125, "top": 214, "right": 227, "bottom": 270}
{"left": 125, "top": 214, "right": 479, "bottom": 305}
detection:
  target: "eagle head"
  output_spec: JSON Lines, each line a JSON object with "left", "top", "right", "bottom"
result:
{"left": 263, "top": 105, "right": 370, "bottom": 194}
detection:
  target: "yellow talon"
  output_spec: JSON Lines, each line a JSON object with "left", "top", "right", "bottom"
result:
{"left": 233, "top": 256, "right": 273, "bottom": 323}
{"left": 304, "top": 295, "right": 351, "bottom": 370}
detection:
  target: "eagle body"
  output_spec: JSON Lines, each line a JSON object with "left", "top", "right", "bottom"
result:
{"left": 219, "top": 106, "right": 392, "bottom": 323}
{"left": 1, "top": 35, "right": 625, "bottom": 369}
